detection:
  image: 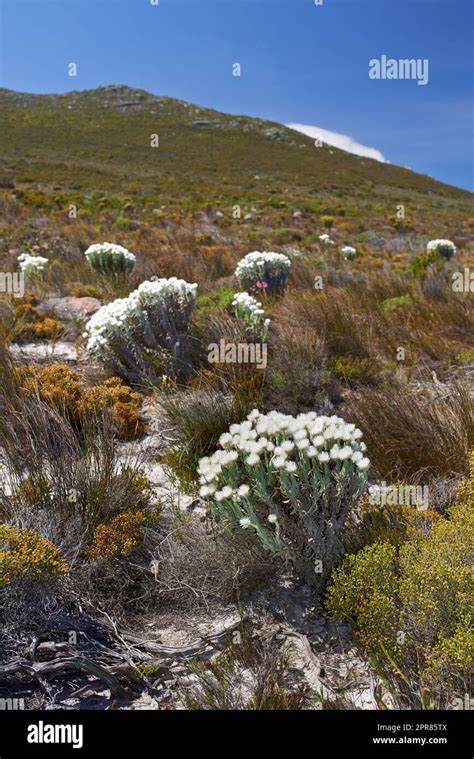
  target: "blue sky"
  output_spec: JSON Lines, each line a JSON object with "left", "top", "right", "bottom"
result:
{"left": 1, "top": 0, "right": 473, "bottom": 190}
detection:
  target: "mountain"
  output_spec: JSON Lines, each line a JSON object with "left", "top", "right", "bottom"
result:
{"left": 0, "top": 85, "right": 472, "bottom": 214}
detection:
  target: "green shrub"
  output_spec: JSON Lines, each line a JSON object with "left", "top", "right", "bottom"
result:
{"left": 161, "top": 387, "right": 252, "bottom": 493}
{"left": 329, "top": 355, "right": 379, "bottom": 385}
{"left": 382, "top": 294, "right": 412, "bottom": 315}
{"left": 321, "top": 215, "right": 334, "bottom": 229}
{"left": 327, "top": 458, "right": 474, "bottom": 704}
{"left": 326, "top": 541, "right": 401, "bottom": 659}
{"left": 411, "top": 248, "right": 444, "bottom": 279}
{"left": 426, "top": 239, "right": 456, "bottom": 260}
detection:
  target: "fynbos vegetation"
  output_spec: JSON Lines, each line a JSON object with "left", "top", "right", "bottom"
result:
{"left": 0, "top": 72, "right": 472, "bottom": 727}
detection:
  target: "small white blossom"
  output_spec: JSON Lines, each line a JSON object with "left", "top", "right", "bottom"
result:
{"left": 17, "top": 253, "right": 49, "bottom": 278}
{"left": 246, "top": 453, "right": 260, "bottom": 466}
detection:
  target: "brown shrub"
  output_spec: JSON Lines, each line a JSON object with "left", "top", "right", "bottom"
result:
{"left": 87, "top": 506, "right": 162, "bottom": 560}
{"left": 18, "top": 364, "right": 144, "bottom": 440}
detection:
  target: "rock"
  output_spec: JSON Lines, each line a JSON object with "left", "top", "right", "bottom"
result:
{"left": 39, "top": 296, "right": 102, "bottom": 321}
{"left": 244, "top": 213, "right": 255, "bottom": 221}
{"left": 9, "top": 341, "right": 78, "bottom": 364}
{"left": 184, "top": 499, "right": 207, "bottom": 517}
{"left": 264, "top": 128, "right": 284, "bottom": 140}
{"left": 293, "top": 211, "right": 303, "bottom": 218}
{"left": 29, "top": 217, "right": 49, "bottom": 228}
{"left": 110, "top": 101, "right": 143, "bottom": 110}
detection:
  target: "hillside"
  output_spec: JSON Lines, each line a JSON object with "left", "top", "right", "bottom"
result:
{"left": 0, "top": 85, "right": 473, "bottom": 719}
{"left": 0, "top": 85, "right": 472, "bottom": 208}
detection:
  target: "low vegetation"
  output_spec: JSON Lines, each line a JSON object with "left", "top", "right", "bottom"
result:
{"left": 327, "top": 456, "right": 474, "bottom": 708}
{"left": 0, "top": 85, "right": 472, "bottom": 711}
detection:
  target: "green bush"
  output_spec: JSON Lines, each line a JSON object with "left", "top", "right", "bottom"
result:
{"left": 321, "top": 215, "right": 334, "bottom": 229}
{"left": 382, "top": 294, "right": 412, "bottom": 315}
{"left": 327, "top": 458, "right": 474, "bottom": 705}
{"left": 411, "top": 248, "right": 443, "bottom": 279}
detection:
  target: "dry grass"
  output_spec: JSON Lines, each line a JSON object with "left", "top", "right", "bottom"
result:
{"left": 347, "top": 381, "right": 473, "bottom": 481}
{"left": 0, "top": 349, "right": 151, "bottom": 562}
{"left": 182, "top": 626, "right": 310, "bottom": 710}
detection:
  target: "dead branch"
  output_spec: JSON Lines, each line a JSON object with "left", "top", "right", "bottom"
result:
{"left": 0, "top": 656, "right": 130, "bottom": 699}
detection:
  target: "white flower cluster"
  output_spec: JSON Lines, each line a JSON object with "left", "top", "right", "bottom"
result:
{"left": 83, "top": 296, "right": 134, "bottom": 354}
{"left": 232, "top": 292, "right": 270, "bottom": 338}
{"left": 198, "top": 409, "right": 369, "bottom": 504}
{"left": 426, "top": 239, "right": 456, "bottom": 260}
{"left": 84, "top": 277, "right": 197, "bottom": 356}
{"left": 17, "top": 253, "right": 49, "bottom": 278}
{"left": 341, "top": 245, "right": 357, "bottom": 261}
{"left": 235, "top": 250, "right": 291, "bottom": 291}
{"left": 85, "top": 242, "right": 136, "bottom": 274}
{"left": 281, "top": 245, "right": 301, "bottom": 258}
{"left": 198, "top": 409, "right": 369, "bottom": 579}
{"left": 319, "top": 234, "right": 334, "bottom": 245}
{"left": 132, "top": 277, "right": 197, "bottom": 308}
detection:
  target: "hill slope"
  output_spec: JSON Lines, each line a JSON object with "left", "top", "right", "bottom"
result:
{"left": 0, "top": 85, "right": 472, "bottom": 210}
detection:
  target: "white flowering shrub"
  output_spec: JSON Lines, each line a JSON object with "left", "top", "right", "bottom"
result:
{"left": 318, "top": 234, "right": 334, "bottom": 245}
{"left": 281, "top": 245, "right": 301, "bottom": 258}
{"left": 17, "top": 253, "right": 49, "bottom": 279}
{"left": 341, "top": 246, "right": 357, "bottom": 261}
{"left": 426, "top": 239, "right": 456, "bottom": 260}
{"left": 198, "top": 409, "right": 369, "bottom": 583}
{"left": 84, "top": 277, "right": 197, "bottom": 384}
{"left": 232, "top": 292, "right": 270, "bottom": 340}
{"left": 235, "top": 251, "right": 291, "bottom": 293}
{"left": 84, "top": 242, "right": 136, "bottom": 276}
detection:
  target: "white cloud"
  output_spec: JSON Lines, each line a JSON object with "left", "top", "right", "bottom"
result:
{"left": 286, "top": 122, "right": 388, "bottom": 163}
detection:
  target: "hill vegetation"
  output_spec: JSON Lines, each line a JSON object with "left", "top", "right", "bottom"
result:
{"left": 0, "top": 85, "right": 472, "bottom": 712}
